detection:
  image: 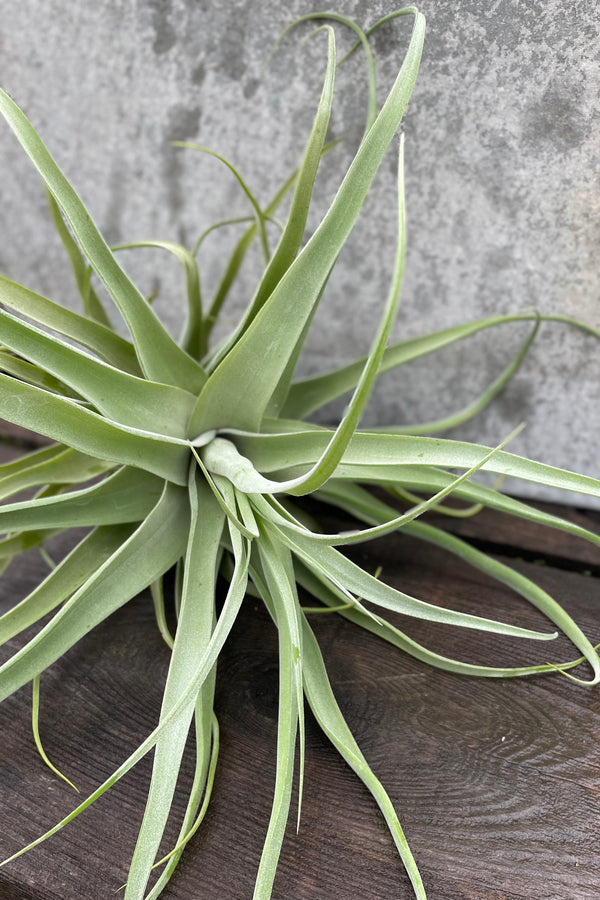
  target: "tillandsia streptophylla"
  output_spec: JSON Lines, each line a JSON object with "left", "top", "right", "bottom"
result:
{"left": 0, "top": 8, "right": 599, "bottom": 899}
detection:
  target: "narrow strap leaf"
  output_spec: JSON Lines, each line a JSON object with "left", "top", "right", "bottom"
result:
{"left": 0, "top": 274, "right": 140, "bottom": 375}
{"left": 282, "top": 311, "right": 598, "bottom": 420}
{"left": 273, "top": 12, "right": 377, "bottom": 133}
{"left": 240, "top": 26, "right": 336, "bottom": 328}
{"left": 193, "top": 216, "right": 257, "bottom": 255}
{"left": 150, "top": 576, "right": 175, "bottom": 650}
{"left": 372, "top": 314, "right": 540, "bottom": 435}
{"left": 112, "top": 240, "right": 204, "bottom": 359}
{"left": 45, "top": 189, "right": 112, "bottom": 326}
{"left": 406, "top": 520, "right": 600, "bottom": 685}
{"left": 201, "top": 178, "right": 497, "bottom": 504}
{"left": 318, "top": 474, "right": 600, "bottom": 550}
{"left": 0, "top": 531, "right": 250, "bottom": 870}
{"left": 174, "top": 143, "right": 271, "bottom": 262}
{"left": 295, "top": 559, "right": 571, "bottom": 679}
{"left": 142, "top": 713, "right": 220, "bottom": 899}
{"left": 0, "top": 528, "right": 65, "bottom": 565}
{"left": 124, "top": 473, "right": 224, "bottom": 898}
{"left": 0, "top": 306, "right": 196, "bottom": 436}
{"left": 274, "top": 524, "right": 557, "bottom": 641}
{"left": 31, "top": 675, "right": 79, "bottom": 792}
{"left": 253, "top": 426, "right": 523, "bottom": 546}
{"left": 188, "top": 10, "right": 425, "bottom": 436}
{"left": 315, "top": 480, "right": 600, "bottom": 683}
{"left": 233, "top": 428, "right": 600, "bottom": 502}
{"left": 0, "top": 466, "right": 163, "bottom": 534}
{"left": 0, "top": 443, "right": 65, "bottom": 479}
{"left": 0, "top": 88, "right": 206, "bottom": 391}
{"left": 0, "top": 483, "right": 74, "bottom": 562}
{"left": 0, "top": 373, "right": 189, "bottom": 484}
{"left": 0, "top": 480, "right": 189, "bottom": 703}
{"left": 0, "top": 350, "right": 78, "bottom": 398}
{"left": 278, "top": 134, "right": 407, "bottom": 496}
{"left": 203, "top": 142, "right": 341, "bottom": 363}
{"left": 188, "top": 443, "right": 259, "bottom": 539}
{"left": 0, "top": 445, "right": 110, "bottom": 503}
{"left": 253, "top": 535, "right": 302, "bottom": 900}
{"left": 301, "top": 613, "right": 427, "bottom": 899}
{"left": 0, "top": 525, "right": 136, "bottom": 645}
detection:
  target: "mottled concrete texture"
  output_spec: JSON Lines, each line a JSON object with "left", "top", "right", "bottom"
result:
{"left": 1, "top": 1, "right": 599, "bottom": 501}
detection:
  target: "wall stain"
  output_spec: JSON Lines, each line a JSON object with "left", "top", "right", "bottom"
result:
{"left": 218, "top": 7, "right": 247, "bottom": 81}
{"left": 243, "top": 77, "right": 260, "bottom": 100}
{"left": 147, "top": 0, "right": 177, "bottom": 55}
{"left": 523, "top": 82, "right": 590, "bottom": 153}
{"left": 191, "top": 61, "right": 206, "bottom": 86}
{"left": 162, "top": 104, "right": 202, "bottom": 218}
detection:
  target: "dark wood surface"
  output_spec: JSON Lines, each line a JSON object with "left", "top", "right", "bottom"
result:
{"left": 0, "top": 447, "right": 599, "bottom": 899}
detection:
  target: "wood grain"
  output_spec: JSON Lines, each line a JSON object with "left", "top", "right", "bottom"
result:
{"left": 0, "top": 486, "right": 598, "bottom": 899}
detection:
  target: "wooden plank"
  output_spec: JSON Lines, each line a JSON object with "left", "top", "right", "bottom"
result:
{"left": 0, "top": 511, "right": 598, "bottom": 899}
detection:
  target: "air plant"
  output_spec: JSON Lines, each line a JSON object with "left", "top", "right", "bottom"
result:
{"left": 0, "top": 8, "right": 598, "bottom": 899}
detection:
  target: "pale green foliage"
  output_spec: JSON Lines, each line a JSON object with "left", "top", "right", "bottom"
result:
{"left": 0, "top": 9, "right": 598, "bottom": 900}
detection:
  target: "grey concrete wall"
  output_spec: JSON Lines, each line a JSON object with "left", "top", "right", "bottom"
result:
{"left": 1, "top": 1, "right": 599, "bottom": 501}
